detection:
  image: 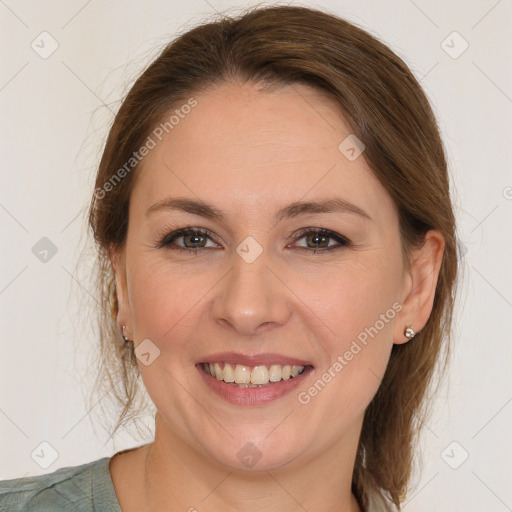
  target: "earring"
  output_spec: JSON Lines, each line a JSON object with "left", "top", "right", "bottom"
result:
{"left": 404, "top": 326, "right": 416, "bottom": 339}
{"left": 122, "top": 325, "right": 132, "bottom": 343}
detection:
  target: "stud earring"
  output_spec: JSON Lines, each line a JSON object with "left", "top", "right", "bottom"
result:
{"left": 404, "top": 326, "right": 415, "bottom": 339}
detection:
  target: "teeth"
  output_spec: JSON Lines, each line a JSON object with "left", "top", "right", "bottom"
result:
{"left": 234, "top": 364, "right": 251, "bottom": 384}
{"left": 203, "top": 362, "right": 306, "bottom": 385}
{"left": 268, "top": 364, "right": 282, "bottom": 382}
{"left": 251, "top": 366, "right": 269, "bottom": 385}
{"left": 291, "top": 365, "right": 302, "bottom": 378}
{"left": 223, "top": 363, "right": 235, "bottom": 382}
{"left": 214, "top": 363, "right": 223, "bottom": 381}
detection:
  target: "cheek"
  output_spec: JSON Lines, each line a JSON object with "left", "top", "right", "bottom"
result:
{"left": 299, "top": 253, "right": 402, "bottom": 348}
{"left": 125, "top": 259, "right": 215, "bottom": 431}
{"left": 292, "top": 255, "right": 402, "bottom": 398}
{"left": 127, "top": 255, "right": 221, "bottom": 357}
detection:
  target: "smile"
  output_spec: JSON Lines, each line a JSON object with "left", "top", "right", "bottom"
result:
{"left": 196, "top": 354, "right": 314, "bottom": 405}
{"left": 202, "top": 362, "right": 306, "bottom": 387}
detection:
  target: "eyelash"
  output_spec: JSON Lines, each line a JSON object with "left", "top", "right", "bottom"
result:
{"left": 156, "top": 226, "right": 351, "bottom": 255}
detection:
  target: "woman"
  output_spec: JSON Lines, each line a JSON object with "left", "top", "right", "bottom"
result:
{"left": 0, "top": 4, "right": 457, "bottom": 511}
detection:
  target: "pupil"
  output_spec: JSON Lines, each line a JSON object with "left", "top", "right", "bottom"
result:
{"left": 309, "top": 233, "right": 327, "bottom": 248}
{"left": 186, "top": 233, "right": 205, "bottom": 247}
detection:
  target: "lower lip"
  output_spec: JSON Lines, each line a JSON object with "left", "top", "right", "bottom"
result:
{"left": 196, "top": 364, "right": 313, "bottom": 406}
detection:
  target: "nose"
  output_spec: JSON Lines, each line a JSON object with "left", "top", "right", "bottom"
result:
{"left": 212, "top": 246, "right": 291, "bottom": 336}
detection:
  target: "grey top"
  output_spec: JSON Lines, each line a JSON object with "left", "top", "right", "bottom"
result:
{"left": 0, "top": 455, "right": 392, "bottom": 511}
{"left": 0, "top": 457, "right": 121, "bottom": 512}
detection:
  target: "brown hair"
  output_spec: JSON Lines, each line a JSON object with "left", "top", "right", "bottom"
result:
{"left": 87, "top": 4, "right": 457, "bottom": 510}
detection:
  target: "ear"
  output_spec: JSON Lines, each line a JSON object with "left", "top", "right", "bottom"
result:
{"left": 110, "top": 243, "right": 133, "bottom": 340}
{"left": 393, "top": 230, "right": 445, "bottom": 344}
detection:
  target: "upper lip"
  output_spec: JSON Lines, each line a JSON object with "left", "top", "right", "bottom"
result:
{"left": 198, "top": 352, "right": 313, "bottom": 368}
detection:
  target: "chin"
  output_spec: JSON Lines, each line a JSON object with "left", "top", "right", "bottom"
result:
{"left": 203, "top": 430, "right": 306, "bottom": 473}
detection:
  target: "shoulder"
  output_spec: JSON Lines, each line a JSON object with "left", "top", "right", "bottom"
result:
{"left": 0, "top": 457, "right": 121, "bottom": 512}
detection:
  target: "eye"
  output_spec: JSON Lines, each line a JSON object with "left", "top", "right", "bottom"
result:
{"left": 290, "top": 228, "right": 351, "bottom": 254}
{"left": 156, "top": 226, "right": 350, "bottom": 255}
{"left": 156, "top": 227, "right": 219, "bottom": 253}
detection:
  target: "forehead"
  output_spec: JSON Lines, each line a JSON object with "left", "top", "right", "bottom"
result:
{"left": 172, "top": 81, "right": 352, "bottom": 163}
{"left": 130, "top": 82, "right": 395, "bottom": 224}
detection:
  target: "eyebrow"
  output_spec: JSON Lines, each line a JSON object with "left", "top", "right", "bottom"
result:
{"left": 146, "top": 196, "right": 372, "bottom": 222}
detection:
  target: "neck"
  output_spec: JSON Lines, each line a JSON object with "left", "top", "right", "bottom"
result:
{"left": 138, "top": 413, "right": 363, "bottom": 512}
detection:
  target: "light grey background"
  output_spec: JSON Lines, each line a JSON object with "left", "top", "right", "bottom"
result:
{"left": 1, "top": 1, "right": 511, "bottom": 511}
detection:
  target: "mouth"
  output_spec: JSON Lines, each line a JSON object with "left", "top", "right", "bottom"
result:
{"left": 201, "top": 362, "right": 308, "bottom": 387}
{"left": 196, "top": 353, "right": 314, "bottom": 405}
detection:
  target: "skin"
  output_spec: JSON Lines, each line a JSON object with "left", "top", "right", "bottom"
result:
{"left": 109, "top": 81, "right": 444, "bottom": 512}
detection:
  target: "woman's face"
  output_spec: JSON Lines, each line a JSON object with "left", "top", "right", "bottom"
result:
{"left": 114, "top": 82, "right": 416, "bottom": 471}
